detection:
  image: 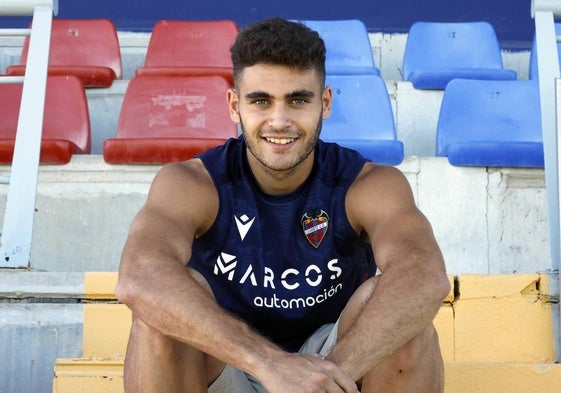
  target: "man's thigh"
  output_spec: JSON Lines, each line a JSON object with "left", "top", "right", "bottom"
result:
{"left": 208, "top": 364, "right": 264, "bottom": 393}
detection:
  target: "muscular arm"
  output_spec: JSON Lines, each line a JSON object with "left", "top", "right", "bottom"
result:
{"left": 116, "top": 160, "right": 359, "bottom": 393}
{"left": 116, "top": 161, "right": 275, "bottom": 373}
{"left": 327, "top": 163, "right": 450, "bottom": 380}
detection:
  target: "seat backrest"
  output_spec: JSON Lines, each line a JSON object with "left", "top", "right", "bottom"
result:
{"left": 143, "top": 20, "right": 238, "bottom": 69}
{"left": 116, "top": 74, "right": 237, "bottom": 139}
{"left": 403, "top": 21, "right": 505, "bottom": 78}
{"left": 14, "top": 18, "right": 122, "bottom": 81}
{"left": 0, "top": 75, "right": 91, "bottom": 154}
{"left": 529, "top": 22, "right": 561, "bottom": 80}
{"left": 297, "top": 19, "right": 379, "bottom": 75}
{"left": 436, "top": 79, "right": 541, "bottom": 154}
{"left": 322, "top": 74, "right": 396, "bottom": 141}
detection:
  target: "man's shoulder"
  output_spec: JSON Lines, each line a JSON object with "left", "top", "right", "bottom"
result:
{"left": 350, "top": 163, "right": 407, "bottom": 191}
{"left": 154, "top": 158, "right": 215, "bottom": 193}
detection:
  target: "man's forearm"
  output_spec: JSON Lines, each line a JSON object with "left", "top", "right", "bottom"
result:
{"left": 326, "top": 264, "right": 448, "bottom": 381}
{"left": 118, "top": 259, "right": 284, "bottom": 377}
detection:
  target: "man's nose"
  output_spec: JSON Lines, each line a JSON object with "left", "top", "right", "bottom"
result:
{"left": 267, "top": 104, "right": 292, "bottom": 130}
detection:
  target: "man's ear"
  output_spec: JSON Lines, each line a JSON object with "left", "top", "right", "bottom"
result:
{"left": 322, "top": 85, "right": 333, "bottom": 120}
{"left": 227, "top": 88, "right": 241, "bottom": 123}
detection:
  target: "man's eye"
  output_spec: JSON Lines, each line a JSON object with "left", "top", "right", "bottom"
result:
{"left": 251, "top": 100, "right": 267, "bottom": 106}
{"left": 292, "top": 98, "right": 307, "bottom": 105}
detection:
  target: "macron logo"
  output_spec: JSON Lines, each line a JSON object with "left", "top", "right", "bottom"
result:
{"left": 214, "top": 252, "right": 237, "bottom": 281}
{"left": 234, "top": 214, "right": 255, "bottom": 241}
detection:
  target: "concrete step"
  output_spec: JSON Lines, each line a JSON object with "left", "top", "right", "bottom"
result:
{"left": 53, "top": 358, "right": 124, "bottom": 393}
{"left": 75, "top": 272, "right": 557, "bottom": 363}
{"left": 0, "top": 155, "right": 550, "bottom": 275}
{"left": 52, "top": 358, "right": 561, "bottom": 393}
{"left": 48, "top": 272, "right": 560, "bottom": 392}
{"left": 2, "top": 271, "right": 557, "bottom": 391}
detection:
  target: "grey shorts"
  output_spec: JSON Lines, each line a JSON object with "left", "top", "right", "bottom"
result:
{"left": 208, "top": 321, "right": 339, "bottom": 393}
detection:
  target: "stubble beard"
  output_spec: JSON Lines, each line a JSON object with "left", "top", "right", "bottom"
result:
{"left": 239, "top": 115, "right": 323, "bottom": 179}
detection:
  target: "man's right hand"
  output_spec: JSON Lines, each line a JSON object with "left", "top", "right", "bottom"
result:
{"left": 258, "top": 353, "right": 359, "bottom": 393}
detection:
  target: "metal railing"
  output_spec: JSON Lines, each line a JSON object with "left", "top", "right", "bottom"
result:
{"left": 0, "top": 0, "right": 57, "bottom": 268}
{"left": 532, "top": 0, "right": 561, "bottom": 362}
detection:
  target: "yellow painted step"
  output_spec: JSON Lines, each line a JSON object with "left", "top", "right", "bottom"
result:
{"left": 453, "top": 274, "right": 555, "bottom": 362}
{"left": 83, "top": 272, "right": 456, "bottom": 301}
{"left": 444, "top": 362, "right": 561, "bottom": 393}
{"left": 57, "top": 273, "right": 558, "bottom": 392}
{"left": 84, "top": 271, "right": 119, "bottom": 300}
{"left": 53, "top": 358, "right": 123, "bottom": 393}
{"left": 83, "top": 304, "right": 131, "bottom": 358}
{"left": 52, "top": 359, "right": 561, "bottom": 393}
{"left": 81, "top": 274, "right": 554, "bottom": 363}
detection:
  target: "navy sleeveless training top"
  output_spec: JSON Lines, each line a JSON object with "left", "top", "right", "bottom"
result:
{"left": 190, "top": 137, "right": 376, "bottom": 351}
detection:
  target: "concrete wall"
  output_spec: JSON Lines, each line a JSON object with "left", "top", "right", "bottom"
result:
{"left": 0, "top": 154, "right": 549, "bottom": 275}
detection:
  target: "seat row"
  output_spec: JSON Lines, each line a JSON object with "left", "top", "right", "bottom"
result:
{"left": 0, "top": 18, "right": 548, "bottom": 167}
{"left": 2, "top": 18, "right": 380, "bottom": 87}
{"left": 6, "top": 18, "right": 554, "bottom": 89}
{"left": 0, "top": 18, "right": 399, "bottom": 165}
{"left": 0, "top": 72, "right": 543, "bottom": 168}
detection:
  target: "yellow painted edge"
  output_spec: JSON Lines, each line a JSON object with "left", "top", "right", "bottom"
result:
{"left": 434, "top": 304, "right": 454, "bottom": 362}
{"left": 444, "top": 275, "right": 455, "bottom": 303}
{"left": 53, "top": 359, "right": 561, "bottom": 387}
{"left": 83, "top": 304, "right": 131, "bottom": 358}
{"left": 83, "top": 271, "right": 456, "bottom": 303}
{"left": 457, "top": 273, "right": 542, "bottom": 299}
{"left": 84, "top": 271, "right": 118, "bottom": 300}
{"left": 444, "top": 362, "right": 561, "bottom": 393}
{"left": 54, "top": 358, "right": 124, "bottom": 377}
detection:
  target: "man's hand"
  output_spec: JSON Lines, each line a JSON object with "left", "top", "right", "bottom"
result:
{"left": 259, "top": 353, "right": 359, "bottom": 393}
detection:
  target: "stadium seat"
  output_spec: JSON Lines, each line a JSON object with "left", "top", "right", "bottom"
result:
{"left": 436, "top": 79, "right": 543, "bottom": 167}
{"left": 0, "top": 75, "right": 91, "bottom": 164}
{"left": 322, "top": 74, "right": 403, "bottom": 165}
{"left": 296, "top": 19, "right": 380, "bottom": 75}
{"left": 402, "top": 21, "right": 517, "bottom": 89}
{"left": 528, "top": 22, "right": 561, "bottom": 80}
{"left": 6, "top": 19, "right": 122, "bottom": 88}
{"left": 103, "top": 74, "right": 238, "bottom": 164}
{"left": 135, "top": 20, "right": 238, "bottom": 84}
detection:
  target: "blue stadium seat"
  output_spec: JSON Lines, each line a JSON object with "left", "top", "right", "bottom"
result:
{"left": 436, "top": 79, "right": 543, "bottom": 167}
{"left": 297, "top": 19, "right": 380, "bottom": 76}
{"left": 322, "top": 74, "right": 403, "bottom": 165}
{"left": 528, "top": 22, "right": 561, "bottom": 80}
{"left": 402, "top": 21, "right": 517, "bottom": 89}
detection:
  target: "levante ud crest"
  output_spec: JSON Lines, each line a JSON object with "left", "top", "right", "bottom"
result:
{"left": 301, "top": 209, "right": 329, "bottom": 248}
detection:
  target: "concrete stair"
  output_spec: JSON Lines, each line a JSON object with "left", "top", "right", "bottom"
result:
{"left": 51, "top": 272, "right": 561, "bottom": 392}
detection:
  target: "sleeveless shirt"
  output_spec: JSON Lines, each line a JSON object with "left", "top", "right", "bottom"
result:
{"left": 190, "top": 137, "right": 376, "bottom": 351}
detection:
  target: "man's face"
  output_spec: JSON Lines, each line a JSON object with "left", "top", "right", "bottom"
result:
{"left": 227, "top": 64, "right": 332, "bottom": 178}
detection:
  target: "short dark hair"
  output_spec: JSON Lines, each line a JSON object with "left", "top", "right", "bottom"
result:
{"left": 230, "top": 17, "right": 326, "bottom": 86}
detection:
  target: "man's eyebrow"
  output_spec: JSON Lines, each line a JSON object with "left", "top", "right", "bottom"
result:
{"left": 244, "top": 91, "right": 272, "bottom": 100}
{"left": 243, "top": 89, "right": 316, "bottom": 100}
{"left": 285, "top": 89, "right": 316, "bottom": 99}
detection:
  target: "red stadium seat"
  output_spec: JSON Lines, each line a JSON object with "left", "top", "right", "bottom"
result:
{"left": 0, "top": 75, "right": 91, "bottom": 164}
{"left": 103, "top": 74, "right": 238, "bottom": 164}
{"left": 6, "top": 19, "right": 122, "bottom": 88}
{"left": 135, "top": 20, "right": 238, "bottom": 84}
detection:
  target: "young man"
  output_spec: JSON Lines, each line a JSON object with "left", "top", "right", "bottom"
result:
{"left": 116, "top": 17, "right": 450, "bottom": 393}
